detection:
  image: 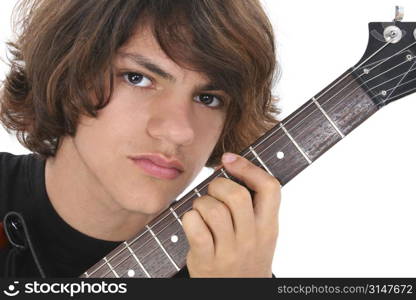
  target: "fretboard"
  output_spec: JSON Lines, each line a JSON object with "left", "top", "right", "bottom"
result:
{"left": 80, "top": 69, "right": 381, "bottom": 278}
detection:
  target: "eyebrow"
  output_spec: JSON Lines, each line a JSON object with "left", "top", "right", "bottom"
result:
{"left": 117, "top": 52, "right": 220, "bottom": 92}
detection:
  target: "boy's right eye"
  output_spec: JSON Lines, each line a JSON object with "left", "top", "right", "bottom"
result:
{"left": 122, "top": 72, "right": 153, "bottom": 88}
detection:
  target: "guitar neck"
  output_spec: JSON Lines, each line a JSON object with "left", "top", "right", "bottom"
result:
{"left": 80, "top": 68, "right": 381, "bottom": 278}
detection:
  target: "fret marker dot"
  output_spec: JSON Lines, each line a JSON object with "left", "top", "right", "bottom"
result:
{"left": 276, "top": 151, "right": 285, "bottom": 159}
{"left": 127, "top": 269, "right": 135, "bottom": 277}
{"left": 171, "top": 234, "right": 179, "bottom": 243}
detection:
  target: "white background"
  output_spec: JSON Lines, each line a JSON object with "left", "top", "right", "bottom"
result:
{"left": 1, "top": 0, "right": 415, "bottom": 277}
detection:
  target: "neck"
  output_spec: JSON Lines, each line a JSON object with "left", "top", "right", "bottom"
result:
{"left": 44, "top": 137, "right": 156, "bottom": 242}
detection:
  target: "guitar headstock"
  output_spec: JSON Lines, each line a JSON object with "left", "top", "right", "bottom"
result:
{"left": 352, "top": 7, "right": 416, "bottom": 106}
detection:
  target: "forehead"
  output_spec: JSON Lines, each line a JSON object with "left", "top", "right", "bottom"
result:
{"left": 119, "top": 26, "right": 164, "bottom": 60}
{"left": 115, "top": 25, "right": 210, "bottom": 84}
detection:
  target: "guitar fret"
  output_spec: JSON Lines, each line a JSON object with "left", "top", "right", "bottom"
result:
{"left": 87, "top": 261, "right": 108, "bottom": 277}
{"left": 169, "top": 207, "right": 183, "bottom": 226}
{"left": 124, "top": 241, "right": 151, "bottom": 278}
{"left": 145, "top": 225, "right": 180, "bottom": 271}
{"left": 220, "top": 168, "right": 230, "bottom": 179}
{"left": 103, "top": 257, "right": 119, "bottom": 278}
{"left": 312, "top": 97, "right": 345, "bottom": 138}
{"left": 249, "top": 146, "right": 274, "bottom": 176}
{"left": 194, "top": 188, "right": 202, "bottom": 197}
{"left": 280, "top": 123, "right": 312, "bottom": 164}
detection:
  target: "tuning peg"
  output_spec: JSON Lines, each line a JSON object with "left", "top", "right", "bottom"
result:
{"left": 384, "top": 26, "right": 403, "bottom": 43}
{"left": 394, "top": 6, "right": 404, "bottom": 22}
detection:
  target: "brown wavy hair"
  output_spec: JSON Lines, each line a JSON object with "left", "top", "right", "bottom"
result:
{"left": 0, "top": 0, "right": 280, "bottom": 167}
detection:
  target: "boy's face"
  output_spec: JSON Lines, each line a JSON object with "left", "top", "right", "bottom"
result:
{"left": 70, "top": 25, "right": 227, "bottom": 215}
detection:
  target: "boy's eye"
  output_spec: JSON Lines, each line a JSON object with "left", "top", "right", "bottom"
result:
{"left": 194, "top": 94, "right": 223, "bottom": 108}
{"left": 123, "top": 72, "right": 152, "bottom": 87}
{"left": 122, "top": 71, "right": 223, "bottom": 108}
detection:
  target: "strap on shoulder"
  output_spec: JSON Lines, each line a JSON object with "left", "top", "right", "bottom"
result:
{"left": 3, "top": 211, "right": 46, "bottom": 278}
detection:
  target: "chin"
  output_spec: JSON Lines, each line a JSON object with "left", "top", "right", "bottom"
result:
{"left": 117, "top": 192, "right": 171, "bottom": 216}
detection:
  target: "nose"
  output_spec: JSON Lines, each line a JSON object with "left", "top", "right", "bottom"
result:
{"left": 146, "top": 95, "right": 195, "bottom": 147}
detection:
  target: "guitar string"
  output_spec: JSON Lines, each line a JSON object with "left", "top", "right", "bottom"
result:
{"left": 258, "top": 60, "right": 416, "bottom": 167}
{"left": 259, "top": 41, "right": 416, "bottom": 146}
{"left": 259, "top": 39, "right": 416, "bottom": 142}
{"left": 90, "top": 39, "right": 416, "bottom": 277}
{"left": 385, "top": 85, "right": 416, "bottom": 100}
{"left": 385, "top": 57, "right": 416, "bottom": 102}
{"left": 255, "top": 58, "right": 416, "bottom": 167}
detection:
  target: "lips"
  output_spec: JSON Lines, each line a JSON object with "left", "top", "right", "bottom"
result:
{"left": 129, "top": 153, "right": 184, "bottom": 180}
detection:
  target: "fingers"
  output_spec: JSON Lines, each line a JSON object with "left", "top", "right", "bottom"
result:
{"left": 182, "top": 153, "right": 280, "bottom": 277}
{"left": 207, "top": 177, "right": 256, "bottom": 244}
{"left": 221, "top": 152, "right": 281, "bottom": 230}
{"left": 182, "top": 209, "right": 214, "bottom": 260}
{"left": 184, "top": 195, "right": 236, "bottom": 256}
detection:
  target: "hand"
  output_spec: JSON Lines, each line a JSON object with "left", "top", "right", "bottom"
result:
{"left": 182, "top": 152, "right": 281, "bottom": 277}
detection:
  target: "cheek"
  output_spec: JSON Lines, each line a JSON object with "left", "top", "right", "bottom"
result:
{"left": 82, "top": 88, "right": 149, "bottom": 147}
{"left": 204, "top": 111, "right": 225, "bottom": 141}
{"left": 194, "top": 114, "right": 225, "bottom": 158}
{"left": 75, "top": 113, "right": 133, "bottom": 156}
{"left": 72, "top": 115, "right": 171, "bottom": 214}
{"left": 72, "top": 92, "right": 146, "bottom": 182}
{"left": 72, "top": 115, "right": 126, "bottom": 194}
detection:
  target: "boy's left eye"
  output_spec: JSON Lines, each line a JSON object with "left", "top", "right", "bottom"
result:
{"left": 123, "top": 72, "right": 152, "bottom": 87}
{"left": 194, "top": 94, "right": 223, "bottom": 108}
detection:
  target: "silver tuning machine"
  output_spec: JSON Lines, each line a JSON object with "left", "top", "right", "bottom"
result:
{"left": 385, "top": 6, "right": 404, "bottom": 43}
{"left": 394, "top": 6, "right": 404, "bottom": 22}
{"left": 384, "top": 26, "right": 403, "bottom": 43}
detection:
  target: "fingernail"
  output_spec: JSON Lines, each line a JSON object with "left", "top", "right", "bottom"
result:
{"left": 222, "top": 153, "right": 237, "bottom": 163}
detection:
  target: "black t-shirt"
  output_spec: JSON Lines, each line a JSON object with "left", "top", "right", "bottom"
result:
{"left": 0, "top": 152, "right": 190, "bottom": 277}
